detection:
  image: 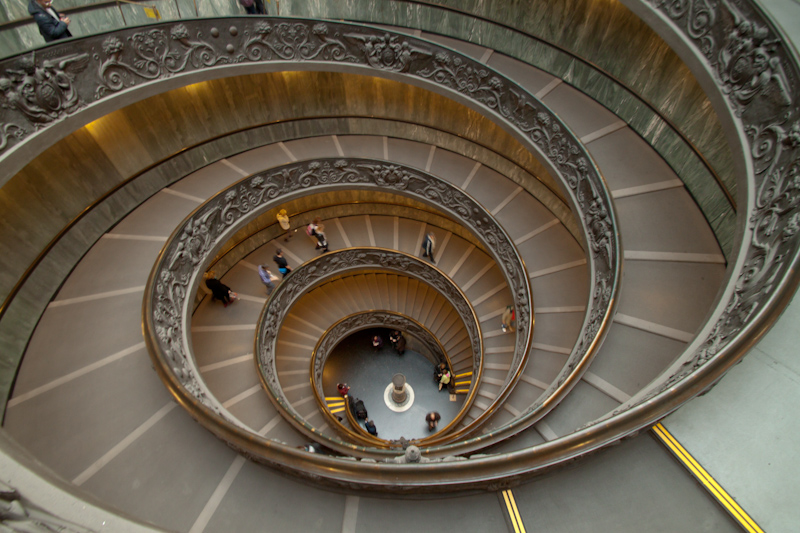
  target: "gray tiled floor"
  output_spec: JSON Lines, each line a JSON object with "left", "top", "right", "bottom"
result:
{"left": 323, "top": 329, "right": 463, "bottom": 440}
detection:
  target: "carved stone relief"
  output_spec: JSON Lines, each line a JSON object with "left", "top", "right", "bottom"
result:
{"left": 643, "top": 0, "right": 800, "bottom": 397}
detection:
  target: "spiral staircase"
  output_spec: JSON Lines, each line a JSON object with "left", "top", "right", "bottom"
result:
{"left": 1, "top": 1, "right": 799, "bottom": 531}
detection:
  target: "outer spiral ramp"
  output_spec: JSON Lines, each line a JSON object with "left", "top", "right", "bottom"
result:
{"left": 0, "top": 11, "right": 770, "bottom": 532}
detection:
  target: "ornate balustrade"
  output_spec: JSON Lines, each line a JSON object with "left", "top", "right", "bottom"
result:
{"left": 2, "top": 19, "right": 619, "bottom": 449}
{"left": 255, "top": 250, "right": 481, "bottom": 453}
{"left": 144, "top": 156, "right": 550, "bottom": 464}
{"left": 0, "top": 15, "right": 676, "bottom": 488}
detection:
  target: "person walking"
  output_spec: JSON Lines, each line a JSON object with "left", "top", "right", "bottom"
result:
{"left": 439, "top": 368, "right": 451, "bottom": 391}
{"left": 365, "top": 418, "right": 378, "bottom": 437}
{"left": 273, "top": 249, "right": 292, "bottom": 278}
{"left": 425, "top": 411, "right": 441, "bottom": 431}
{"left": 395, "top": 333, "right": 406, "bottom": 355}
{"left": 501, "top": 305, "right": 516, "bottom": 333}
{"left": 277, "top": 209, "right": 294, "bottom": 242}
{"left": 258, "top": 264, "right": 278, "bottom": 295}
{"left": 306, "top": 217, "right": 321, "bottom": 244}
{"left": 372, "top": 335, "right": 383, "bottom": 351}
{"left": 314, "top": 223, "right": 329, "bottom": 253}
{"left": 204, "top": 272, "right": 235, "bottom": 307}
{"left": 238, "top": 0, "right": 256, "bottom": 14}
{"left": 421, "top": 232, "right": 436, "bottom": 263}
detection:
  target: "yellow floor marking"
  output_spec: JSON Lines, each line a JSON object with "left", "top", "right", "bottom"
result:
{"left": 327, "top": 401, "right": 345, "bottom": 407}
{"left": 454, "top": 380, "right": 471, "bottom": 386}
{"left": 501, "top": 489, "right": 525, "bottom": 533}
{"left": 324, "top": 396, "right": 341, "bottom": 401}
{"left": 652, "top": 423, "right": 764, "bottom": 533}
{"left": 455, "top": 371, "right": 473, "bottom": 378}
{"left": 330, "top": 407, "right": 345, "bottom": 414}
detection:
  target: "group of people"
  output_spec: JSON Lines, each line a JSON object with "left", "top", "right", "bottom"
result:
{"left": 339, "top": 381, "right": 442, "bottom": 434}
{"left": 338, "top": 385, "right": 379, "bottom": 438}
{"left": 202, "top": 210, "right": 334, "bottom": 306}
{"left": 371, "top": 331, "right": 406, "bottom": 356}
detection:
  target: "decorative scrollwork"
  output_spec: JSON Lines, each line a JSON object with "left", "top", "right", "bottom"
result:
{"left": 640, "top": 0, "right": 798, "bottom": 370}
{"left": 146, "top": 158, "right": 532, "bottom": 438}
{"left": 2, "top": 25, "right": 617, "bottom": 425}
{"left": 261, "top": 276, "right": 467, "bottom": 429}
{"left": 0, "top": 53, "right": 88, "bottom": 128}
{"left": 0, "top": 123, "right": 25, "bottom": 151}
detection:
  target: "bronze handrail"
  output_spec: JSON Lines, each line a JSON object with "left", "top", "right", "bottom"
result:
{"left": 253, "top": 250, "right": 483, "bottom": 456}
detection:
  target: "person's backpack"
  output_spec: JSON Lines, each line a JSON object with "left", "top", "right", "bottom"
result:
{"left": 306, "top": 224, "right": 316, "bottom": 236}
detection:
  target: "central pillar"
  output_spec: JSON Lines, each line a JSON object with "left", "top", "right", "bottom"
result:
{"left": 391, "top": 373, "right": 407, "bottom": 403}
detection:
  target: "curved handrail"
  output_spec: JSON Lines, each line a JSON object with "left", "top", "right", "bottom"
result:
{"left": 0, "top": 116, "right": 561, "bottom": 328}
{"left": 0, "top": 0, "right": 733, "bottom": 220}
{"left": 337, "top": 0, "right": 736, "bottom": 211}
{"left": 0, "top": 0, "right": 798, "bottom": 496}
{"left": 145, "top": 156, "right": 553, "bottom": 458}
{"left": 255, "top": 250, "right": 482, "bottom": 454}
{"left": 2, "top": 23, "right": 618, "bottom": 422}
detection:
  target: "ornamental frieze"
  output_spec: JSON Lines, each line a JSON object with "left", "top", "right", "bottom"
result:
{"left": 644, "top": 0, "right": 800, "bottom": 399}
{"left": 146, "top": 159, "right": 537, "bottom": 433}
{"left": 256, "top": 252, "right": 481, "bottom": 426}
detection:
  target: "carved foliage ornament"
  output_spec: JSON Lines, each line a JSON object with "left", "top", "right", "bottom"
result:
{"left": 262, "top": 271, "right": 471, "bottom": 414}
{"left": 148, "top": 159, "right": 523, "bottom": 417}
{"left": 3, "top": 23, "right": 617, "bottom": 409}
{"left": 0, "top": 21, "right": 616, "bottom": 327}
{"left": 647, "top": 0, "right": 800, "bottom": 393}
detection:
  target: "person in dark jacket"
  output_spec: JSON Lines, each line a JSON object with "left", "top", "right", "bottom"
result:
{"left": 364, "top": 418, "right": 378, "bottom": 437}
{"left": 28, "top": 0, "right": 72, "bottom": 42}
{"left": 395, "top": 333, "right": 406, "bottom": 355}
{"left": 273, "top": 249, "right": 292, "bottom": 278}
{"left": 204, "top": 272, "right": 233, "bottom": 307}
{"left": 350, "top": 398, "right": 368, "bottom": 420}
{"left": 426, "top": 411, "right": 441, "bottom": 431}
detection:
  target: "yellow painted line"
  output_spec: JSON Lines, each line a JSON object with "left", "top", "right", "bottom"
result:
{"left": 652, "top": 423, "right": 764, "bottom": 533}
{"left": 454, "top": 380, "right": 471, "bottom": 386}
{"left": 330, "top": 407, "right": 345, "bottom": 414}
{"left": 501, "top": 491, "right": 519, "bottom": 533}
{"left": 501, "top": 489, "right": 525, "bottom": 533}
{"left": 327, "top": 401, "right": 345, "bottom": 407}
{"left": 324, "top": 396, "right": 341, "bottom": 401}
{"left": 455, "top": 389, "right": 469, "bottom": 394}
{"left": 455, "top": 371, "right": 473, "bottom": 378}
